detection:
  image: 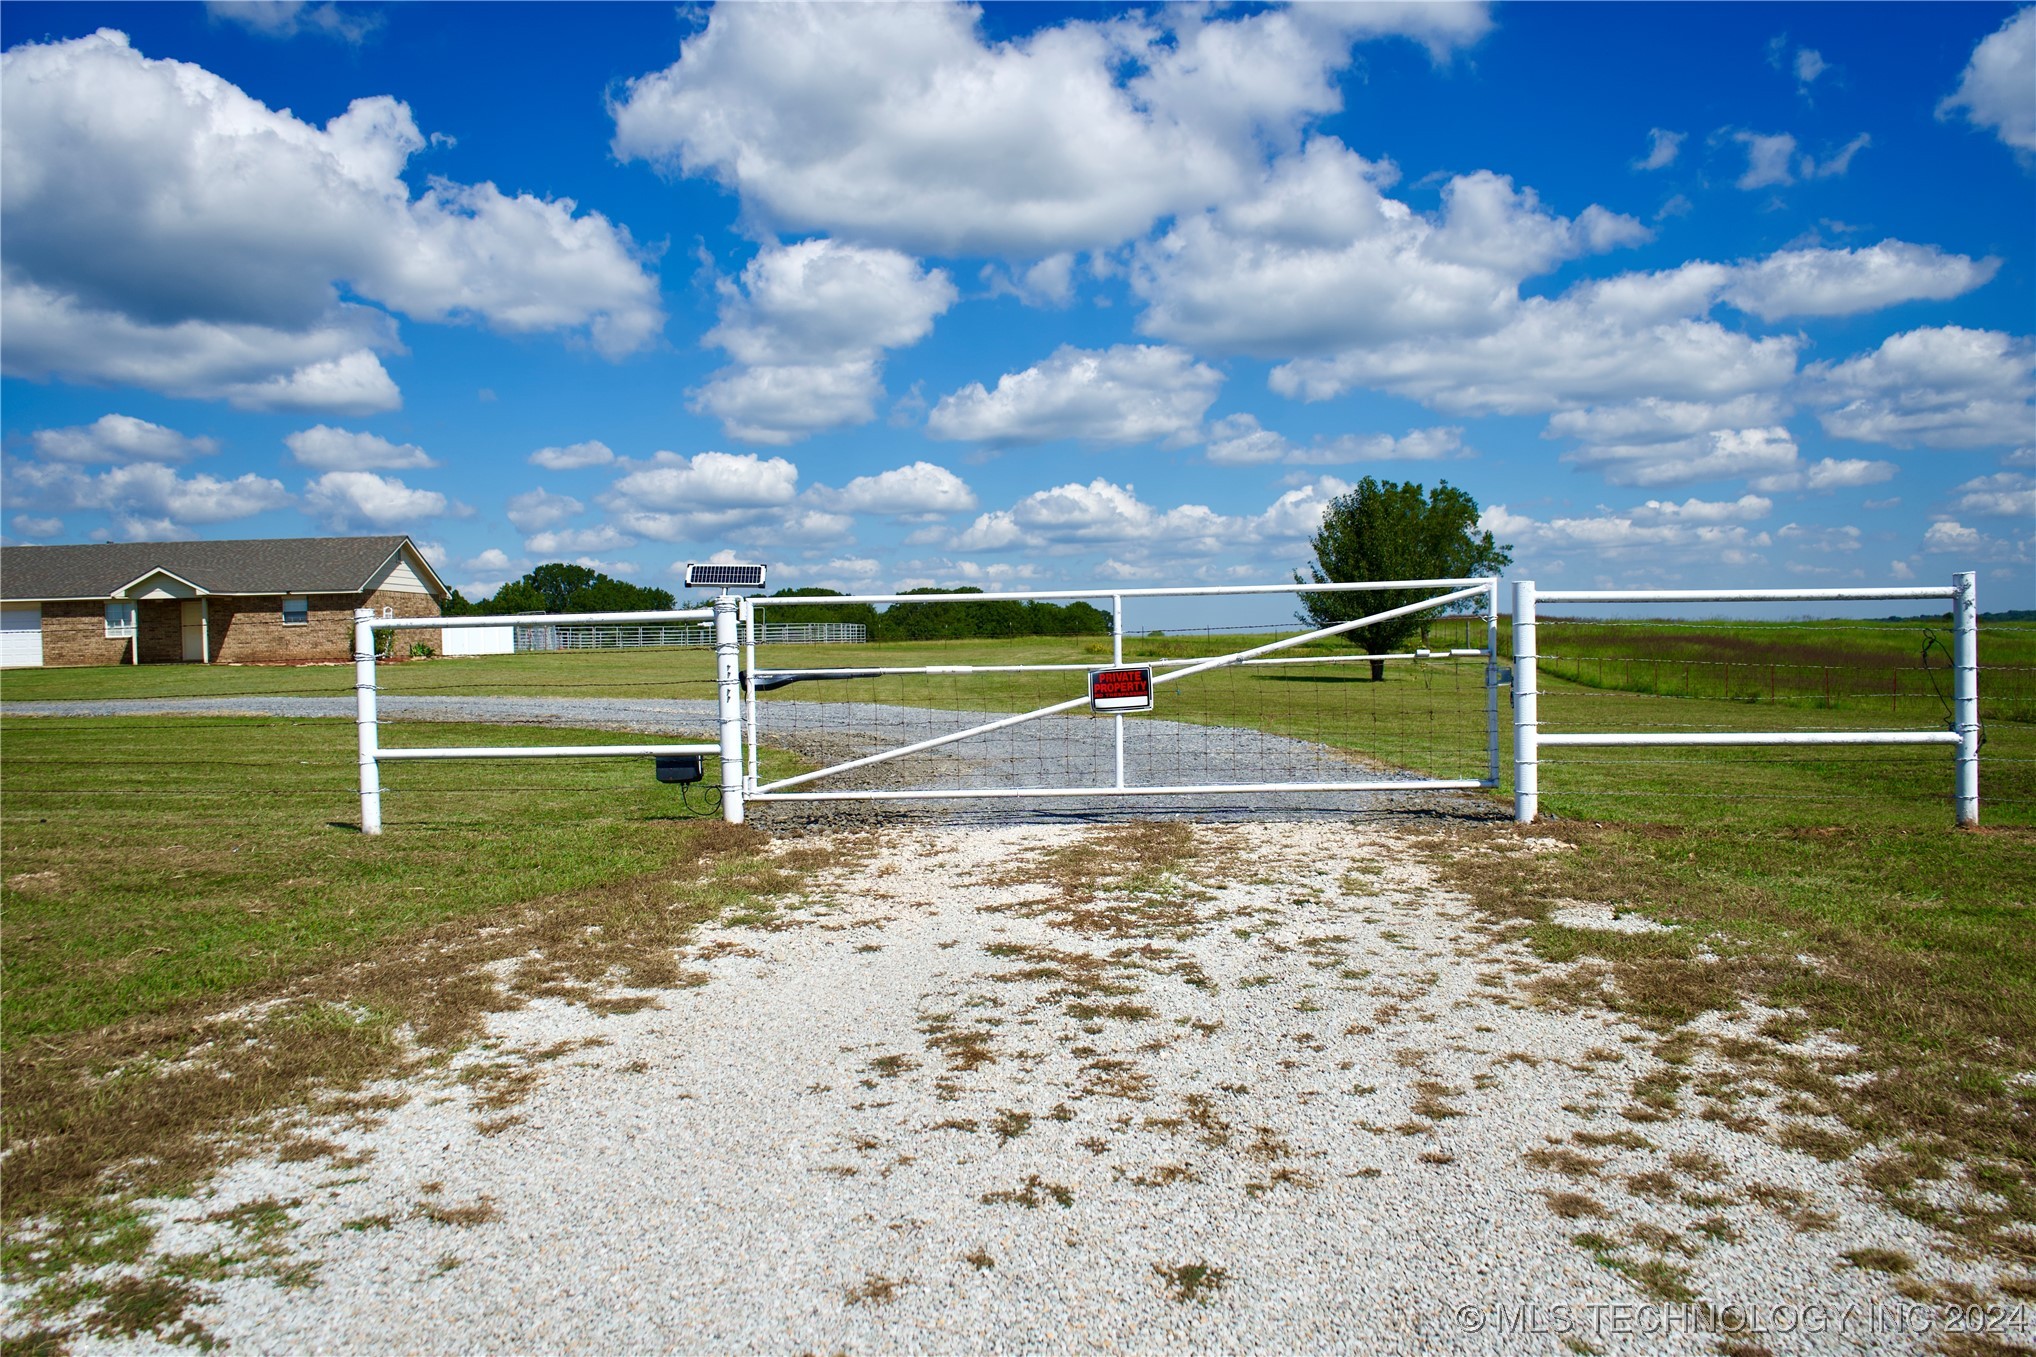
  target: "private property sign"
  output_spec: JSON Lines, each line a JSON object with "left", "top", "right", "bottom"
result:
{"left": 1089, "top": 665, "right": 1154, "bottom": 714}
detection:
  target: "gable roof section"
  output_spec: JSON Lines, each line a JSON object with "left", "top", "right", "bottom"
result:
{"left": 0, "top": 537, "right": 449, "bottom": 602}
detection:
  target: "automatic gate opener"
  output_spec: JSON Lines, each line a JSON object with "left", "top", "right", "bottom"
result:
{"left": 742, "top": 669, "right": 884, "bottom": 692}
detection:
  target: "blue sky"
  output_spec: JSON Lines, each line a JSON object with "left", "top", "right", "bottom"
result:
{"left": 2, "top": 1, "right": 2031, "bottom": 613}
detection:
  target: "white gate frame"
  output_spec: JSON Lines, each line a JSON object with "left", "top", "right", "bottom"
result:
{"left": 739, "top": 578, "right": 1503, "bottom": 807}
{"left": 1512, "top": 572, "right": 1980, "bottom": 827}
{"left": 352, "top": 606, "right": 726, "bottom": 833}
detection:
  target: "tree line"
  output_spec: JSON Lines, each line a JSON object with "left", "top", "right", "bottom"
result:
{"left": 445, "top": 568, "right": 1110, "bottom": 640}
{"left": 761, "top": 586, "right": 1109, "bottom": 641}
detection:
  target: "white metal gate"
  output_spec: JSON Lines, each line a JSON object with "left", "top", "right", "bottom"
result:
{"left": 739, "top": 579, "right": 1503, "bottom": 809}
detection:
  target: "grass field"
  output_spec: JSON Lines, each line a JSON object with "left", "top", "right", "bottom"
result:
{"left": 4, "top": 615, "right": 2034, "bottom": 1311}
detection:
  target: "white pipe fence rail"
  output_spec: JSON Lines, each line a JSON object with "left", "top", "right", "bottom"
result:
{"left": 1511, "top": 572, "right": 1980, "bottom": 828}
{"left": 351, "top": 606, "right": 721, "bottom": 834}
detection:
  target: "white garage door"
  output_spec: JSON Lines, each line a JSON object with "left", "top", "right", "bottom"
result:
{"left": 1, "top": 604, "right": 43, "bottom": 668}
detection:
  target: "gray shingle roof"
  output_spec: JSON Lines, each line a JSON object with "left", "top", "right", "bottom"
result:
{"left": 0, "top": 536, "right": 446, "bottom": 601}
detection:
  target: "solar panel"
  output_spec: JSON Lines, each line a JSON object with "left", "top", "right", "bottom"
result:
{"left": 683, "top": 562, "right": 768, "bottom": 589}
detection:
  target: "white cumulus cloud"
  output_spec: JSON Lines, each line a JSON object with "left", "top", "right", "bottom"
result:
{"left": 811, "top": 462, "right": 976, "bottom": 517}
{"left": 1808, "top": 326, "right": 2036, "bottom": 449}
{"left": 692, "top": 240, "right": 955, "bottom": 444}
{"left": 1630, "top": 494, "right": 1773, "bottom": 524}
{"left": 504, "top": 488, "right": 585, "bottom": 533}
{"left": 1634, "top": 128, "right": 1684, "bottom": 170}
{"left": 611, "top": 3, "right": 1489, "bottom": 257}
{"left": 283, "top": 425, "right": 435, "bottom": 471}
{"left": 10, "top": 459, "right": 291, "bottom": 538}
{"left": 1733, "top": 131, "right": 1798, "bottom": 189}
{"left": 1939, "top": 6, "right": 2036, "bottom": 154}
{"left": 31, "top": 414, "right": 218, "bottom": 464}
{"left": 1204, "top": 414, "right": 1465, "bottom": 466}
{"left": 1948, "top": 471, "right": 2036, "bottom": 518}
{"left": 524, "top": 525, "right": 635, "bottom": 556}
{"left": 1563, "top": 427, "right": 1802, "bottom": 488}
{"left": 1722, "top": 241, "right": 1998, "bottom": 321}
{"left": 599, "top": 450, "right": 804, "bottom": 544}
{"left": 1748, "top": 458, "right": 1899, "bottom": 494}
{"left": 1133, "top": 140, "right": 1647, "bottom": 358}
{"left": 1, "top": 30, "right": 661, "bottom": 412}
{"left": 303, "top": 470, "right": 447, "bottom": 530}
{"left": 528, "top": 440, "right": 616, "bottom": 471}
{"left": 1480, "top": 502, "right": 1772, "bottom": 566}
{"left": 928, "top": 344, "right": 1222, "bottom": 448}
{"left": 206, "top": 2, "right": 378, "bottom": 42}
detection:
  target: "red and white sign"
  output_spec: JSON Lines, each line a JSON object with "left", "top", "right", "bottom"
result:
{"left": 1089, "top": 664, "right": 1154, "bottom": 714}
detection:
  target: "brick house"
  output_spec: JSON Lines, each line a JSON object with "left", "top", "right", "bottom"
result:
{"left": 0, "top": 536, "right": 447, "bottom": 667}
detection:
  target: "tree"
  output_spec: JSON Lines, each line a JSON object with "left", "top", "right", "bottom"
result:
{"left": 480, "top": 580, "right": 547, "bottom": 615}
{"left": 524, "top": 563, "right": 600, "bottom": 613}
{"left": 469, "top": 563, "right": 675, "bottom": 615}
{"left": 1297, "top": 477, "right": 1511, "bottom": 681}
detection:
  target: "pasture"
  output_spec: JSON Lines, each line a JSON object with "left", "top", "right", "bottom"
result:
{"left": 3, "top": 614, "right": 2033, "bottom": 1349}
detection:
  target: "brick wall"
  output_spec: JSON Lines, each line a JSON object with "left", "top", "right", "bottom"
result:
{"left": 40, "top": 601, "right": 132, "bottom": 667}
{"left": 34, "top": 591, "right": 443, "bottom": 666}
{"left": 366, "top": 587, "right": 442, "bottom": 658}
{"left": 214, "top": 593, "right": 409, "bottom": 663}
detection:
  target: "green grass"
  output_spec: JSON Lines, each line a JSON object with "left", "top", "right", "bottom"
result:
{"left": 1, "top": 718, "right": 803, "bottom": 1045}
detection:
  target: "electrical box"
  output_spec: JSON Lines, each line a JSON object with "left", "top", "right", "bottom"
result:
{"left": 655, "top": 754, "right": 704, "bottom": 784}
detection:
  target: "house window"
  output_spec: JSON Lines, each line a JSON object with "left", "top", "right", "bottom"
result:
{"left": 282, "top": 597, "right": 309, "bottom": 626}
{"left": 104, "top": 601, "right": 136, "bottom": 638}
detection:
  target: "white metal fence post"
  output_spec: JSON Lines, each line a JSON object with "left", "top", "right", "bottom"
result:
{"left": 1513, "top": 579, "right": 1538, "bottom": 824}
{"left": 1112, "top": 593, "right": 1125, "bottom": 790}
{"left": 353, "top": 608, "right": 382, "bottom": 835}
{"left": 743, "top": 596, "right": 759, "bottom": 797}
{"left": 1485, "top": 579, "right": 1501, "bottom": 786}
{"left": 1952, "top": 570, "right": 1980, "bottom": 828}
{"left": 714, "top": 594, "right": 745, "bottom": 824}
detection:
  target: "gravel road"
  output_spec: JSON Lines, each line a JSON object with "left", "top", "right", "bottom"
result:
{"left": 55, "top": 818, "right": 2009, "bottom": 1355}
{"left": 4, "top": 696, "right": 1502, "bottom": 825}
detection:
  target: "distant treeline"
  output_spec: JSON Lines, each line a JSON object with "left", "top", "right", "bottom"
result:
{"left": 445, "top": 563, "right": 674, "bottom": 616}
{"left": 761, "top": 587, "right": 1109, "bottom": 641}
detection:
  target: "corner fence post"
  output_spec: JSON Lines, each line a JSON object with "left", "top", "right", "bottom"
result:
{"left": 353, "top": 608, "right": 382, "bottom": 835}
{"left": 714, "top": 594, "right": 745, "bottom": 824}
{"left": 1513, "top": 579, "right": 1538, "bottom": 824}
{"left": 1952, "top": 570, "right": 1980, "bottom": 828}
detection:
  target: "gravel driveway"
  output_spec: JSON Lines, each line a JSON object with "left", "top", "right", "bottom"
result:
{"left": 54, "top": 818, "right": 2013, "bottom": 1355}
